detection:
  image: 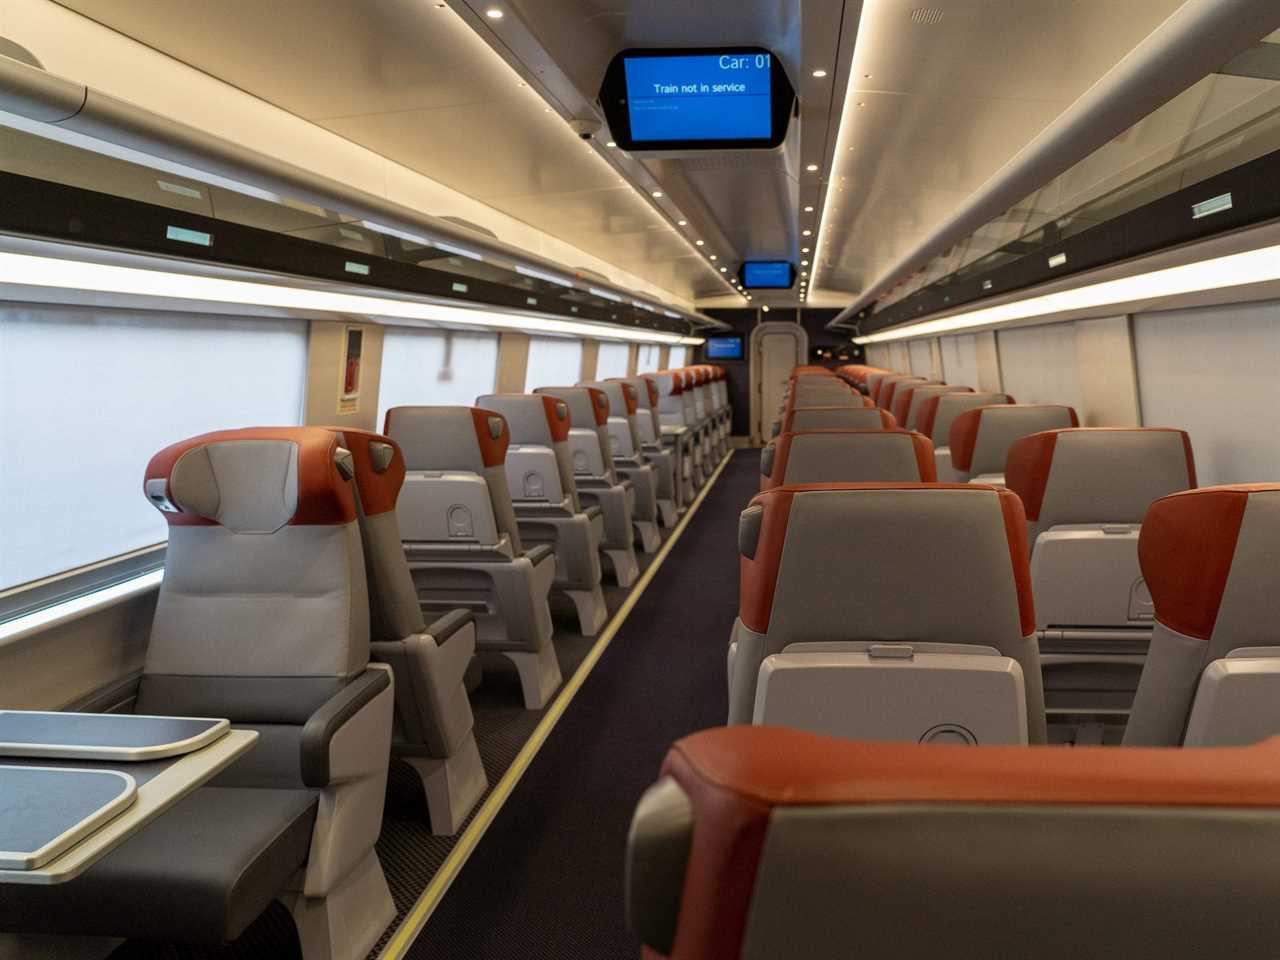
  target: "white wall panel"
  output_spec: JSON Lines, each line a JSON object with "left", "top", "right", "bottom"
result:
{"left": 378, "top": 328, "right": 498, "bottom": 424}
{"left": 996, "top": 322, "right": 1083, "bottom": 410}
{"left": 524, "top": 336, "right": 583, "bottom": 390}
{"left": 636, "top": 343, "right": 661, "bottom": 374}
{"left": 1135, "top": 301, "right": 1280, "bottom": 486}
{"left": 0, "top": 305, "right": 307, "bottom": 590}
{"left": 908, "top": 340, "right": 933, "bottom": 377}
{"left": 939, "top": 334, "right": 980, "bottom": 388}
{"left": 595, "top": 341, "right": 630, "bottom": 380}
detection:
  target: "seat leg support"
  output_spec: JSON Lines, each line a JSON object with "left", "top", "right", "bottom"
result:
{"left": 405, "top": 736, "right": 488, "bottom": 836}
{"left": 564, "top": 584, "right": 609, "bottom": 636}
{"left": 503, "top": 644, "right": 563, "bottom": 710}
{"left": 657, "top": 498, "right": 678, "bottom": 528}
{"left": 286, "top": 850, "right": 394, "bottom": 960}
{"left": 603, "top": 547, "right": 640, "bottom": 588}
{"left": 633, "top": 521, "right": 661, "bottom": 555}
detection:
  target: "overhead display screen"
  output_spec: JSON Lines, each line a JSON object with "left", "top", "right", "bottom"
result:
{"left": 705, "top": 335, "right": 745, "bottom": 360}
{"left": 600, "top": 48, "right": 795, "bottom": 151}
{"left": 742, "top": 261, "right": 795, "bottom": 289}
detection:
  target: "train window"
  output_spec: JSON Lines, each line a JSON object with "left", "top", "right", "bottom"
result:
{"left": 668, "top": 345, "right": 689, "bottom": 367}
{"left": 636, "top": 343, "right": 661, "bottom": 373}
{"left": 0, "top": 308, "right": 307, "bottom": 593}
{"left": 525, "top": 337, "right": 583, "bottom": 388}
{"left": 376, "top": 328, "right": 498, "bottom": 429}
{"left": 595, "top": 341, "right": 631, "bottom": 379}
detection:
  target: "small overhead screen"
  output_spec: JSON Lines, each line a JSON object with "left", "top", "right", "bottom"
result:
{"left": 600, "top": 48, "right": 795, "bottom": 151}
{"left": 742, "top": 261, "right": 794, "bottom": 289}
{"left": 705, "top": 335, "right": 744, "bottom": 360}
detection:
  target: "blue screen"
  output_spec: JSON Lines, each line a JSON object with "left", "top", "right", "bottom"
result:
{"left": 705, "top": 336, "right": 744, "bottom": 360}
{"left": 742, "top": 261, "right": 793, "bottom": 288}
{"left": 624, "top": 53, "right": 772, "bottom": 143}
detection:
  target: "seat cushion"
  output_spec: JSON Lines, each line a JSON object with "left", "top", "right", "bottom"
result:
{"left": 0, "top": 786, "right": 318, "bottom": 944}
{"left": 525, "top": 543, "right": 555, "bottom": 566}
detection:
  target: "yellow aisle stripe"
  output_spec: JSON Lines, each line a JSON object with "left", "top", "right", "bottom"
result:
{"left": 378, "top": 450, "right": 735, "bottom": 959}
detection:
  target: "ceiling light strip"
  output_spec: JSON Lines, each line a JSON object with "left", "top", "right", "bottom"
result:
{"left": 0, "top": 250, "right": 700, "bottom": 345}
{"left": 852, "top": 241, "right": 1280, "bottom": 344}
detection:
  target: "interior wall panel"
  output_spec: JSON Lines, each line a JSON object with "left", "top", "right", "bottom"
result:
{"left": 996, "top": 323, "right": 1083, "bottom": 410}
{"left": 908, "top": 340, "right": 933, "bottom": 378}
{"left": 939, "top": 334, "right": 980, "bottom": 388}
{"left": 495, "top": 332, "right": 531, "bottom": 393}
{"left": 974, "top": 331, "right": 1003, "bottom": 392}
{"left": 1075, "top": 315, "right": 1141, "bottom": 426}
{"left": 1134, "top": 301, "right": 1280, "bottom": 486}
{"left": 305, "top": 320, "right": 383, "bottom": 432}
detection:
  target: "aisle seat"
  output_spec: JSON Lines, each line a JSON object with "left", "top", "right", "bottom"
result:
{"left": 535, "top": 386, "right": 640, "bottom": 587}
{"left": 916, "top": 391, "right": 1014, "bottom": 480}
{"left": 618, "top": 374, "right": 680, "bottom": 524}
{"left": 760, "top": 430, "right": 935, "bottom": 489}
{"left": 1004, "top": 427, "right": 1196, "bottom": 736}
{"left": 337, "top": 428, "right": 486, "bottom": 835}
{"left": 477, "top": 393, "right": 609, "bottom": 635}
{"left": 727, "top": 483, "right": 1045, "bottom": 744}
{"left": 777, "top": 405, "right": 896, "bottom": 433}
{"left": 865, "top": 371, "right": 901, "bottom": 403}
{"left": 654, "top": 371, "right": 702, "bottom": 495}
{"left": 384, "top": 406, "right": 560, "bottom": 709}
{"left": 877, "top": 375, "right": 926, "bottom": 413}
{"left": 1126, "top": 484, "right": 1280, "bottom": 746}
{"left": 895, "top": 383, "right": 971, "bottom": 432}
{"left": 673, "top": 369, "right": 712, "bottom": 483}
{"left": 0, "top": 428, "right": 395, "bottom": 960}
{"left": 627, "top": 726, "right": 1280, "bottom": 960}
{"left": 888, "top": 380, "right": 943, "bottom": 427}
{"left": 949, "top": 404, "right": 1079, "bottom": 484}
{"left": 581, "top": 379, "right": 662, "bottom": 552}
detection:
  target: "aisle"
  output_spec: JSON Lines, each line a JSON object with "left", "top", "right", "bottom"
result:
{"left": 406, "top": 449, "right": 759, "bottom": 959}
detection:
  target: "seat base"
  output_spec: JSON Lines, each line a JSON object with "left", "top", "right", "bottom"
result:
{"left": 657, "top": 497, "right": 678, "bottom": 528}
{"left": 501, "top": 644, "right": 563, "bottom": 709}
{"left": 634, "top": 519, "right": 661, "bottom": 554}
{"left": 284, "top": 849, "right": 394, "bottom": 960}
{"left": 404, "top": 736, "right": 487, "bottom": 835}
{"left": 564, "top": 583, "right": 609, "bottom": 636}
{"left": 603, "top": 547, "right": 639, "bottom": 588}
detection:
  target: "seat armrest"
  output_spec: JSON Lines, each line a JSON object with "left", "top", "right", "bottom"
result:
{"left": 525, "top": 543, "right": 555, "bottom": 566}
{"left": 300, "top": 666, "right": 392, "bottom": 788}
{"left": 426, "top": 609, "right": 474, "bottom": 644}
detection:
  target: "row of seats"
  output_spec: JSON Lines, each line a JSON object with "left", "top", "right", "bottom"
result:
{"left": 628, "top": 362, "right": 1280, "bottom": 958}
{"left": 3, "top": 366, "right": 732, "bottom": 959}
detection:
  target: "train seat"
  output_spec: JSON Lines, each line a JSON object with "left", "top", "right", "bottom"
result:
{"left": 581, "top": 379, "right": 662, "bottom": 552}
{"left": 626, "top": 726, "right": 1280, "bottom": 960}
{"left": 680, "top": 369, "right": 715, "bottom": 481}
{"left": 337, "top": 428, "right": 486, "bottom": 835}
{"left": 777, "top": 405, "right": 896, "bottom": 433}
{"left": 0, "top": 428, "right": 396, "bottom": 959}
{"left": 895, "top": 382, "right": 972, "bottom": 432}
{"left": 477, "top": 394, "right": 609, "bottom": 635}
{"left": 653, "top": 371, "right": 702, "bottom": 495}
{"left": 535, "top": 386, "right": 641, "bottom": 587}
{"left": 384, "top": 406, "right": 560, "bottom": 709}
{"left": 876, "top": 375, "right": 927, "bottom": 413}
{"left": 888, "top": 379, "right": 944, "bottom": 427}
{"left": 949, "top": 403, "right": 1079, "bottom": 484}
{"left": 727, "top": 483, "right": 1045, "bottom": 744}
{"left": 617, "top": 374, "right": 681, "bottom": 524}
{"left": 691, "top": 366, "right": 726, "bottom": 459}
{"left": 760, "top": 429, "right": 935, "bottom": 489}
{"left": 708, "top": 365, "right": 732, "bottom": 446}
{"left": 916, "top": 391, "right": 1014, "bottom": 480}
{"left": 1125, "top": 484, "right": 1280, "bottom": 746}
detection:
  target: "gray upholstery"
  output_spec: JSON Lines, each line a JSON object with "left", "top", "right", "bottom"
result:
{"left": 927, "top": 391, "right": 1010, "bottom": 446}
{"left": 1027, "top": 430, "right": 1195, "bottom": 542}
{"left": 729, "top": 488, "right": 1045, "bottom": 742}
{"left": 767, "top": 432, "right": 927, "bottom": 486}
{"left": 902, "top": 384, "right": 970, "bottom": 432}
{"left": 787, "top": 407, "right": 887, "bottom": 431}
{"left": 169, "top": 440, "right": 300, "bottom": 534}
{"left": 967, "top": 406, "right": 1076, "bottom": 477}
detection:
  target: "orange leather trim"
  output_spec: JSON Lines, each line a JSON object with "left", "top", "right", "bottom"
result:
{"left": 144, "top": 427, "right": 356, "bottom": 527}
{"left": 665, "top": 725, "right": 1280, "bottom": 810}
{"left": 1138, "top": 486, "right": 1260, "bottom": 640}
{"left": 585, "top": 387, "right": 611, "bottom": 426}
{"left": 738, "top": 488, "right": 795, "bottom": 633}
{"left": 334, "top": 427, "right": 405, "bottom": 517}
{"left": 880, "top": 409, "right": 898, "bottom": 429}
{"left": 915, "top": 395, "right": 942, "bottom": 439}
{"left": 997, "top": 485, "right": 1037, "bottom": 635}
{"left": 538, "top": 394, "right": 572, "bottom": 442}
{"left": 640, "top": 376, "right": 660, "bottom": 407}
{"left": 1004, "top": 431, "right": 1058, "bottom": 522}
{"left": 619, "top": 382, "right": 640, "bottom": 415}
{"left": 469, "top": 407, "right": 511, "bottom": 468}
{"left": 948, "top": 407, "right": 984, "bottom": 471}
{"left": 890, "top": 386, "right": 913, "bottom": 427}
{"left": 657, "top": 371, "right": 684, "bottom": 396}
{"left": 911, "top": 432, "right": 937, "bottom": 482}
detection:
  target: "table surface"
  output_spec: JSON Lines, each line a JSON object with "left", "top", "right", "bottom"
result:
{"left": 0, "top": 711, "right": 228, "bottom": 761}
{"left": 0, "top": 766, "right": 137, "bottom": 871}
{"left": 0, "top": 728, "right": 257, "bottom": 885}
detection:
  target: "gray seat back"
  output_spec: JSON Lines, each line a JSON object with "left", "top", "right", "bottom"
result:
{"left": 534, "top": 385, "right": 617, "bottom": 483}
{"left": 786, "top": 406, "right": 892, "bottom": 432}
{"left": 762, "top": 430, "right": 934, "bottom": 487}
{"left": 478, "top": 393, "right": 580, "bottom": 511}
{"left": 581, "top": 380, "right": 642, "bottom": 457}
{"left": 920, "top": 391, "right": 1012, "bottom": 447}
{"left": 384, "top": 405, "right": 524, "bottom": 553}
{"left": 137, "top": 427, "right": 369, "bottom": 729}
{"left": 900, "top": 384, "right": 971, "bottom": 432}
{"left": 617, "top": 376, "right": 663, "bottom": 443}
{"left": 950, "top": 404, "right": 1078, "bottom": 477}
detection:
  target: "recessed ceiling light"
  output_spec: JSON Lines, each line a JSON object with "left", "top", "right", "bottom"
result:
{"left": 802, "top": 229, "right": 813, "bottom": 236}
{"left": 802, "top": 247, "right": 811, "bottom": 253}
{"left": 677, "top": 219, "right": 688, "bottom": 226}
{"left": 709, "top": 254, "right": 718, "bottom": 261}
{"left": 695, "top": 240, "right": 705, "bottom": 247}
{"left": 720, "top": 267, "right": 727, "bottom": 273}
{"left": 801, "top": 260, "right": 809, "bottom": 266}
{"left": 651, "top": 190, "right": 663, "bottom": 198}
{"left": 606, "top": 140, "right": 617, "bottom": 148}
{"left": 485, "top": 7, "right": 504, "bottom": 18}
{"left": 812, "top": 69, "right": 828, "bottom": 78}
{"left": 857, "top": 102, "right": 866, "bottom": 108}
{"left": 804, "top": 205, "right": 815, "bottom": 213}
{"left": 801, "top": 271, "right": 809, "bottom": 277}
{"left": 806, "top": 163, "right": 819, "bottom": 172}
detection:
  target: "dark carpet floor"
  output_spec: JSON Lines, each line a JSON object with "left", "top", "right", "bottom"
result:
{"left": 406, "top": 449, "right": 756, "bottom": 959}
